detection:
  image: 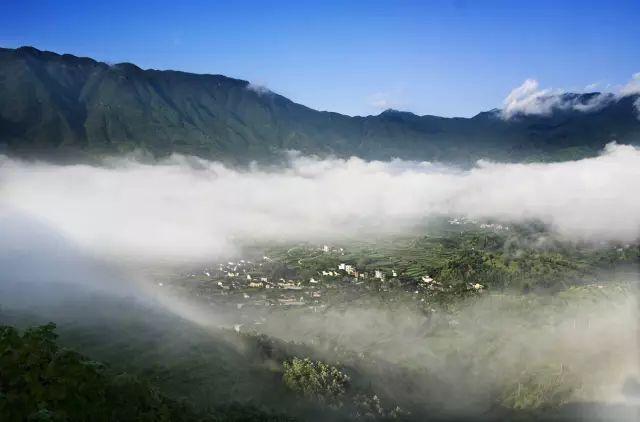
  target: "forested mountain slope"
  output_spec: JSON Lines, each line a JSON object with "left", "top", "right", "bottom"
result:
{"left": 1, "top": 46, "right": 639, "bottom": 163}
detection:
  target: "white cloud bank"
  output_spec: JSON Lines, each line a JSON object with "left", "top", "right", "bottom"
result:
{"left": 1, "top": 144, "right": 639, "bottom": 263}
{"left": 501, "top": 73, "right": 640, "bottom": 119}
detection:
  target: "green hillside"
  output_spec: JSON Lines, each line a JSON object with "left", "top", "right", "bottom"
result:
{"left": 1, "top": 46, "right": 639, "bottom": 164}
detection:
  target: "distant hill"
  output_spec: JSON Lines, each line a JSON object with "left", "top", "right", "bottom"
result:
{"left": 1, "top": 46, "right": 639, "bottom": 164}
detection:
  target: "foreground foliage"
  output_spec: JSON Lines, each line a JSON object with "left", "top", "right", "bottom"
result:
{"left": 0, "top": 322, "right": 291, "bottom": 421}
{"left": 0, "top": 323, "right": 196, "bottom": 421}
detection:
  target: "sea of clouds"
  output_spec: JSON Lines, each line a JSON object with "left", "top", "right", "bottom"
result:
{"left": 1, "top": 143, "right": 639, "bottom": 265}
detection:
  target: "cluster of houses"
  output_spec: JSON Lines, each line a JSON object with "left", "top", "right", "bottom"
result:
{"left": 170, "top": 243, "right": 492, "bottom": 320}
{"left": 160, "top": 248, "right": 494, "bottom": 337}
{"left": 479, "top": 223, "right": 509, "bottom": 231}
{"left": 448, "top": 217, "right": 509, "bottom": 232}
{"left": 321, "top": 244, "right": 345, "bottom": 254}
{"left": 448, "top": 217, "right": 477, "bottom": 226}
{"left": 334, "top": 263, "right": 398, "bottom": 281}
{"left": 155, "top": 241, "right": 500, "bottom": 337}
{"left": 187, "top": 252, "right": 446, "bottom": 301}
{"left": 199, "top": 252, "right": 410, "bottom": 292}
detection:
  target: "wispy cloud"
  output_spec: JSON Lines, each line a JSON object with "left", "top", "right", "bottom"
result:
{"left": 246, "top": 82, "right": 271, "bottom": 95}
{"left": 367, "top": 88, "right": 407, "bottom": 112}
{"left": 369, "top": 97, "right": 395, "bottom": 109}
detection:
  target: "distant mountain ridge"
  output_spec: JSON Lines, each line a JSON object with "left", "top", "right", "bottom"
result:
{"left": 1, "top": 46, "right": 639, "bottom": 164}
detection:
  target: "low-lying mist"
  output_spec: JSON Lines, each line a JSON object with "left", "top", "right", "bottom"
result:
{"left": 249, "top": 286, "right": 638, "bottom": 419}
{"left": 1, "top": 143, "right": 639, "bottom": 265}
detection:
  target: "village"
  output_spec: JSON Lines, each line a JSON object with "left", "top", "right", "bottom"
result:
{"left": 155, "top": 215, "right": 625, "bottom": 336}
{"left": 152, "top": 217, "right": 532, "bottom": 330}
{"left": 158, "top": 237, "right": 488, "bottom": 332}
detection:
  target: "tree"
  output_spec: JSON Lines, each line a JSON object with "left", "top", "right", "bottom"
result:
{"left": 282, "top": 358, "right": 350, "bottom": 405}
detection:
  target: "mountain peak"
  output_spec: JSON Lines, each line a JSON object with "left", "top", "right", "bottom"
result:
{"left": 379, "top": 108, "right": 417, "bottom": 117}
{"left": 112, "top": 62, "right": 143, "bottom": 72}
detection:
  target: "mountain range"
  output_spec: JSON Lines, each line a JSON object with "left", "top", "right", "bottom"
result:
{"left": 1, "top": 46, "right": 639, "bottom": 164}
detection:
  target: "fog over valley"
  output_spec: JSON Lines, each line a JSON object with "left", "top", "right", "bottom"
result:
{"left": 2, "top": 143, "right": 639, "bottom": 265}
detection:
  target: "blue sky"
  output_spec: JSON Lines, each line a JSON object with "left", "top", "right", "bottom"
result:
{"left": 1, "top": 0, "right": 639, "bottom": 117}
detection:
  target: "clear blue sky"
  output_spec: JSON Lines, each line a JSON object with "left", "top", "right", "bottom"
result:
{"left": 1, "top": 0, "right": 639, "bottom": 117}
